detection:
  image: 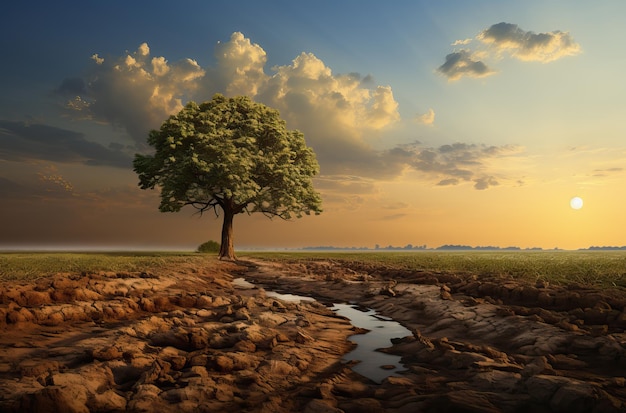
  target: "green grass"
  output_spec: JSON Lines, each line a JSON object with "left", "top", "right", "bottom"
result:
{"left": 241, "top": 250, "right": 626, "bottom": 288}
{"left": 3, "top": 250, "right": 626, "bottom": 289}
{"left": 0, "top": 251, "right": 215, "bottom": 281}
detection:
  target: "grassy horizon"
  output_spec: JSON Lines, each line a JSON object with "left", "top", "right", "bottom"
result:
{"left": 243, "top": 250, "right": 626, "bottom": 288}
{"left": 1, "top": 250, "right": 626, "bottom": 288}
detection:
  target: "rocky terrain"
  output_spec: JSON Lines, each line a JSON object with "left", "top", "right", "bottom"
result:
{"left": 1, "top": 257, "right": 626, "bottom": 412}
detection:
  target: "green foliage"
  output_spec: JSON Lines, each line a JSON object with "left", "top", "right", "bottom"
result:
{"left": 133, "top": 94, "right": 323, "bottom": 219}
{"left": 197, "top": 240, "right": 220, "bottom": 253}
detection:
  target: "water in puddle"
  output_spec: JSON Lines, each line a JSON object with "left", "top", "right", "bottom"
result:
{"left": 331, "top": 303, "right": 410, "bottom": 383}
{"left": 232, "top": 277, "right": 410, "bottom": 383}
{"left": 233, "top": 278, "right": 315, "bottom": 303}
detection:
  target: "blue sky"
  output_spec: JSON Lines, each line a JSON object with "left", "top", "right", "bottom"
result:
{"left": 2, "top": 1, "right": 626, "bottom": 250}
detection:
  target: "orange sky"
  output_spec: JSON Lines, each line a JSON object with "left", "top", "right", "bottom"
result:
{"left": 2, "top": 2, "right": 626, "bottom": 250}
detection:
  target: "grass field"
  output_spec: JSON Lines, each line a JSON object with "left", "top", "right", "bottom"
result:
{"left": 0, "top": 251, "right": 215, "bottom": 281}
{"left": 1, "top": 250, "right": 626, "bottom": 288}
{"left": 243, "top": 250, "right": 626, "bottom": 288}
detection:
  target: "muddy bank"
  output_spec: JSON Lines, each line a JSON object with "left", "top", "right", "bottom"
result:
{"left": 242, "top": 258, "right": 626, "bottom": 412}
{"left": 0, "top": 260, "right": 358, "bottom": 412}
{"left": 1, "top": 257, "right": 626, "bottom": 412}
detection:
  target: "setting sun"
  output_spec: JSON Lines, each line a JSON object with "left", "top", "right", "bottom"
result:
{"left": 570, "top": 197, "right": 584, "bottom": 210}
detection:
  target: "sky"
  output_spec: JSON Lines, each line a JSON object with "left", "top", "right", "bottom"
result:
{"left": 1, "top": 0, "right": 626, "bottom": 251}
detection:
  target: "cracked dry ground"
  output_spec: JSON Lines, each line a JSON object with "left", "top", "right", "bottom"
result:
{"left": 0, "top": 259, "right": 625, "bottom": 412}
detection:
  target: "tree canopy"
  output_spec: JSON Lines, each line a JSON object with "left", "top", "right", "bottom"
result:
{"left": 133, "top": 94, "right": 322, "bottom": 259}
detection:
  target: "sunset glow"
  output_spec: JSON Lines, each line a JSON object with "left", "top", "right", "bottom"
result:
{"left": 1, "top": 1, "right": 626, "bottom": 251}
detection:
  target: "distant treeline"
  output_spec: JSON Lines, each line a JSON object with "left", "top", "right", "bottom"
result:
{"left": 301, "top": 244, "right": 626, "bottom": 251}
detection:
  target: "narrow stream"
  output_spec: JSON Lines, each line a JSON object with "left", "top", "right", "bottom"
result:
{"left": 233, "top": 278, "right": 410, "bottom": 383}
{"left": 331, "top": 303, "right": 410, "bottom": 383}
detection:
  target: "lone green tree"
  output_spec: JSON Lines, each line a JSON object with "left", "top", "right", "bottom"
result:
{"left": 133, "top": 94, "right": 323, "bottom": 260}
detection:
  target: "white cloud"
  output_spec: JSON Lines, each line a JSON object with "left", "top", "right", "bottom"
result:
{"left": 60, "top": 32, "right": 522, "bottom": 190}
{"left": 452, "top": 38, "right": 472, "bottom": 46}
{"left": 91, "top": 54, "right": 104, "bottom": 65}
{"left": 415, "top": 108, "right": 435, "bottom": 125}
{"left": 438, "top": 22, "right": 581, "bottom": 81}
{"left": 212, "top": 32, "right": 268, "bottom": 96}
{"left": 74, "top": 43, "right": 205, "bottom": 146}
{"left": 478, "top": 22, "right": 581, "bottom": 63}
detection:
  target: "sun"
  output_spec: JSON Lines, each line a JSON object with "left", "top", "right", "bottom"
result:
{"left": 570, "top": 196, "right": 583, "bottom": 210}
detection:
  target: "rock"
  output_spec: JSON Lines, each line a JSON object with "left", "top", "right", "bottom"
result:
{"left": 241, "top": 324, "right": 278, "bottom": 349}
{"left": 188, "top": 328, "right": 209, "bottom": 349}
{"left": 550, "top": 382, "right": 597, "bottom": 413}
{"left": 234, "top": 339, "right": 257, "bottom": 353}
{"left": 333, "top": 381, "right": 372, "bottom": 398}
{"left": 234, "top": 307, "right": 251, "bottom": 321}
{"left": 296, "top": 330, "right": 315, "bottom": 344}
{"left": 91, "top": 345, "right": 123, "bottom": 361}
{"left": 304, "top": 399, "right": 343, "bottom": 413}
{"left": 26, "top": 386, "right": 89, "bottom": 413}
{"left": 135, "top": 360, "right": 175, "bottom": 387}
{"left": 257, "top": 311, "right": 288, "bottom": 327}
{"left": 49, "top": 365, "right": 115, "bottom": 395}
{"left": 159, "top": 346, "right": 187, "bottom": 370}
{"left": 338, "top": 398, "right": 384, "bottom": 413}
{"left": 196, "top": 295, "right": 213, "bottom": 308}
{"left": 213, "top": 355, "right": 234, "bottom": 372}
{"left": 525, "top": 374, "right": 574, "bottom": 403}
{"left": 547, "top": 354, "right": 588, "bottom": 370}
{"left": 89, "top": 390, "right": 127, "bottom": 412}
{"left": 440, "top": 284, "right": 453, "bottom": 300}
{"left": 7, "top": 307, "right": 34, "bottom": 324}
{"left": 521, "top": 356, "right": 553, "bottom": 377}
{"left": 380, "top": 280, "right": 397, "bottom": 297}
{"left": 435, "top": 390, "right": 501, "bottom": 413}
{"left": 472, "top": 370, "right": 522, "bottom": 392}
{"left": 19, "top": 360, "right": 60, "bottom": 378}
{"left": 259, "top": 359, "right": 296, "bottom": 376}
{"left": 22, "top": 290, "right": 51, "bottom": 306}
{"left": 127, "top": 384, "right": 163, "bottom": 412}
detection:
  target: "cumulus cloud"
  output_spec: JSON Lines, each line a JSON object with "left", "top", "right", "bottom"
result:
{"left": 436, "top": 50, "right": 495, "bottom": 81}
{"left": 415, "top": 108, "right": 435, "bottom": 125}
{"left": 478, "top": 22, "right": 581, "bottom": 62}
{"left": 62, "top": 32, "right": 400, "bottom": 172}
{"left": 211, "top": 32, "right": 268, "bottom": 96}
{"left": 256, "top": 51, "right": 400, "bottom": 132}
{"left": 0, "top": 120, "right": 132, "bottom": 167}
{"left": 438, "top": 22, "right": 581, "bottom": 80}
{"left": 57, "top": 32, "right": 519, "bottom": 190}
{"left": 65, "top": 43, "right": 205, "bottom": 146}
{"left": 452, "top": 38, "right": 473, "bottom": 46}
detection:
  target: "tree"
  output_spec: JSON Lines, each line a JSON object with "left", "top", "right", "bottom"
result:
{"left": 133, "top": 94, "right": 323, "bottom": 260}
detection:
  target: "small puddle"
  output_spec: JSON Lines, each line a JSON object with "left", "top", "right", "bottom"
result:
{"left": 233, "top": 277, "right": 316, "bottom": 303}
{"left": 331, "top": 303, "right": 410, "bottom": 383}
{"left": 233, "top": 277, "right": 410, "bottom": 383}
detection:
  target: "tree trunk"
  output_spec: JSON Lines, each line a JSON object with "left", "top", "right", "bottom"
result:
{"left": 219, "top": 206, "right": 236, "bottom": 260}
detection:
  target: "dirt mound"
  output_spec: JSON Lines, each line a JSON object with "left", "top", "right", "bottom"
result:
{"left": 243, "top": 258, "right": 626, "bottom": 412}
{"left": 0, "top": 261, "right": 355, "bottom": 412}
{"left": 2, "top": 257, "right": 626, "bottom": 412}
